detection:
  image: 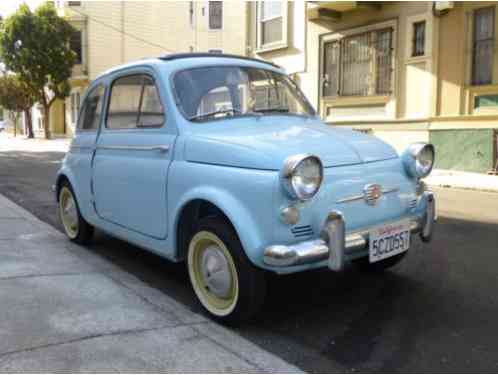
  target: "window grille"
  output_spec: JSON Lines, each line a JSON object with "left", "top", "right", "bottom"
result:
{"left": 322, "top": 28, "right": 393, "bottom": 97}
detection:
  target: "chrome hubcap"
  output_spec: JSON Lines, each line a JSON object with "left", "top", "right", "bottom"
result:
{"left": 62, "top": 195, "right": 78, "bottom": 229}
{"left": 59, "top": 187, "right": 79, "bottom": 238}
{"left": 200, "top": 245, "right": 232, "bottom": 298}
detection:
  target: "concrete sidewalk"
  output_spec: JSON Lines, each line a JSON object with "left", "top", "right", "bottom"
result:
{"left": 424, "top": 169, "right": 498, "bottom": 193}
{"left": 0, "top": 193, "right": 301, "bottom": 373}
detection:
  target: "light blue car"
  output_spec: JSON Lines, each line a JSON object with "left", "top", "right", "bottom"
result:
{"left": 55, "top": 53, "right": 436, "bottom": 324}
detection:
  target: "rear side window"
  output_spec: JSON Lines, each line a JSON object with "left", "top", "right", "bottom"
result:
{"left": 107, "top": 74, "right": 164, "bottom": 129}
{"left": 78, "top": 84, "right": 105, "bottom": 131}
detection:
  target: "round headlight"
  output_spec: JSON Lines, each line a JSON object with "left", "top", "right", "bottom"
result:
{"left": 281, "top": 154, "right": 323, "bottom": 201}
{"left": 403, "top": 143, "right": 435, "bottom": 178}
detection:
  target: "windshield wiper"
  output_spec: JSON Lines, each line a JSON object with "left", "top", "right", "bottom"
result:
{"left": 188, "top": 108, "right": 243, "bottom": 121}
{"left": 253, "top": 107, "right": 290, "bottom": 113}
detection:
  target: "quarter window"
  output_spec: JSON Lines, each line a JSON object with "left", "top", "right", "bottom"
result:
{"left": 107, "top": 74, "right": 164, "bottom": 129}
{"left": 78, "top": 85, "right": 104, "bottom": 131}
{"left": 208, "top": 1, "right": 223, "bottom": 30}
{"left": 472, "top": 7, "right": 495, "bottom": 85}
{"left": 138, "top": 77, "right": 165, "bottom": 127}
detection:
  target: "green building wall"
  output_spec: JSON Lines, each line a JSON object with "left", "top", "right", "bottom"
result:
{"left": 430, "top": 129, "right": 496, "bottom": 173}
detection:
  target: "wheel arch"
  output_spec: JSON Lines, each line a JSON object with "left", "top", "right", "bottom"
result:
{"left": 173, "top": 190, "right": 265, "bottom": 266}
{"left": 55, "top": 173, "right": 71, "bottom": 202}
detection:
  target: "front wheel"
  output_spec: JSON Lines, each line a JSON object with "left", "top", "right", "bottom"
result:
{"left": 187, "top": 216, "right": 266, "bottom": 325}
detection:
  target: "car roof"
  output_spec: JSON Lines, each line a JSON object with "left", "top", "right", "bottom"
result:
{"left": 95, "top": 53, "right": 284, "bottom": 81}
{"left": 158, "top": 53, "right": 281, "bottom": 68}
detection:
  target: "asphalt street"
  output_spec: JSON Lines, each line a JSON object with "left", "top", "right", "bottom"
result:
{"left": 1, "top": 145, "right": 498, "bottom": 373}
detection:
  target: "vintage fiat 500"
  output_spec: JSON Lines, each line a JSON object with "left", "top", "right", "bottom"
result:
{"left": 55, "top": 53, "right": 436, "bottom": 324}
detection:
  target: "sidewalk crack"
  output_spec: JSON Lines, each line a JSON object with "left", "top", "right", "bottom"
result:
{"left": 0, "top": 271, "right": 100, "bottom": 282}
{"left": 0, "top": 322, "right": 202, "bottom": 363}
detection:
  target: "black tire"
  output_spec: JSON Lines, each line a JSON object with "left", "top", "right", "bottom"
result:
{"left": 58, "top": 181, "right": 94, "bottom": 245}
{"left": 354, "top": 251, "right": 407, "bottom": 273}
{"left": 187, "top": 216, "right": 266, "bottom": 325}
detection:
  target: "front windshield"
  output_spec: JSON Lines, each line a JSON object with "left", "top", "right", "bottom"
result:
{"left": 173, "top": 66, "right": 316, "bottom": 122}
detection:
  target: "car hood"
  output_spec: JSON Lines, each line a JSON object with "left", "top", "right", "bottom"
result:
{"left": 184, "top": 116, "right": 398, "bottom": 170}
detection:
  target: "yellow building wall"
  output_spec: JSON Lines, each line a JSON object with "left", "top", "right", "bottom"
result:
{"left": 72, "top": 1, "right": 247, "bottom": 81}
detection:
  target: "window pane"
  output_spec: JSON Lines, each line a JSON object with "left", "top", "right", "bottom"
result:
{"left": 209, "top": 1, "right": 222, "bottom": 29}
{"left": 199, "top": 86, "right": 232, "bottom": 114}
{"left": 262, "top": 1, "right": 282, "bottom": 20}
{"left": 376, "top": 29, "right": 393, "bottom": 95}
{"left": 412, "top": 21, "right": 425, "bottom": 57}
{"left": 70, "top": 30, "right": 82, "bottom": 64}
{"left": 262, "top": 17, "right": 283, "bottom": 45}
{"left": 107, "top": 75, "right": 142, "bottom": 129}
{"left": 138, "top": 77, "right": 164, "bottom": 127}
{"left": 78, "top": 85, "right": 104, "bottom": 130}
{"left": 342, "top": 33, "right": 371, "bottom": 96}
{"left": 173, "top": 66, "right": 315, "bottom": 120}
{"left": 323, "top": 41, "right": 340, "bottom": 97}
{"left": 473, "top": 7, "right": 495, "bottom": 85}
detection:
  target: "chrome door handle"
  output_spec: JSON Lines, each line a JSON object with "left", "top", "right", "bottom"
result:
{"left": 153, "top": 145, "right": 170, "bottom": 153}
{"left": 97, "top": 145, "right": 169, "bottom": 153}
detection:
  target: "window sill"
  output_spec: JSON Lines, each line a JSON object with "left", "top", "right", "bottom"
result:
{"left": 255, "top": 42, "right": 289, "bottom": 54}
{"left": 405, "top": 54, "right": 430, "bottom": 64}
{"left": 322, "top": 95, "right": 391, "bottom": 107}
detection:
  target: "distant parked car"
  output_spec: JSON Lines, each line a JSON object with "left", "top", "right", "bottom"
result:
{"left": 0, "top": 120, "right": 5, "bottom": 132}
{"left": 54, "top": 53, "right": 436, "bottom": 324}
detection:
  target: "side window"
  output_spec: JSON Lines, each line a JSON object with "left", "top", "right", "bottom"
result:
{"left": 107, "top": 75, "right": 142, "bottom": 129}
{"left": 138, "top": 76, "right": 165, "bottom": 127}
{"left": 107, "top": 74, "right": 164, "bottom": 129}
{"left": 78, "top": 84, "right": 105, "bottom": 131}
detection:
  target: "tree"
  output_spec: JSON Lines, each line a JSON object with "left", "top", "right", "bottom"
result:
{"left": 0, "top": 2, "right": 76, "bottom": 139}
{"left": 0, "top": 75, "right": 36, "bottom": 138}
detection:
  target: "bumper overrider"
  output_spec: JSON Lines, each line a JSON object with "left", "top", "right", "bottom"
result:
{"left": 263, "top": 191, "right": 436, "bottom": 271}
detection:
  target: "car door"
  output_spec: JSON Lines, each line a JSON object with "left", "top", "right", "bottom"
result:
{"left": 92, "top": 71, "right": 174, "bottom": 239}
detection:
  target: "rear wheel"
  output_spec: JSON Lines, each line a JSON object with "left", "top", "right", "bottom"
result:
{"left": 354, "top": 252, "right": 407, "bottom": 273}
{"left": 58, "top": 181, "right": 94, "bottom": 245}
{"left": 187, "top": 216, "right": 266, "bottom": 325}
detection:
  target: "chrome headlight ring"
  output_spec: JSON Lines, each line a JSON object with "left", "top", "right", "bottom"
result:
{"left": 403, "top": 143, "right": 435, "bottom": 179}
{"left": 281, "top": 154, "right": 324, "bottom": 201}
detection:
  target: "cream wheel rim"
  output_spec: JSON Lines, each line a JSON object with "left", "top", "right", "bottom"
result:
{"left": 188, "top": 231, "right": 239, "bottom": 317}
{"left": 59, "top": 187, "right": 79, "bottom": 239}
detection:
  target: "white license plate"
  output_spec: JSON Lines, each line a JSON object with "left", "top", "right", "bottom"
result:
{"left": 369, "top": 220, "right": 410, "bottom": 263}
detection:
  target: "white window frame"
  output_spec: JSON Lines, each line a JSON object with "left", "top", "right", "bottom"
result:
{"left": 207, "top": 1, "right": 223, "bottom": 31}
{"left": 256, "top": 1, "right": 288, "bottom": 52}
{"left": 320, "top": 19, "right": 397, "bottom": 99}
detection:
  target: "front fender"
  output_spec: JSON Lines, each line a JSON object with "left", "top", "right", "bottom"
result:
{"left": 169, "top": 161, "right": 276, "bottom": 268}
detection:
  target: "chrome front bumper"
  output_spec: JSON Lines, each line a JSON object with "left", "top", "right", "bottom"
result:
{"left": 263, "top": 191, "right": 436, "bottom": 271}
